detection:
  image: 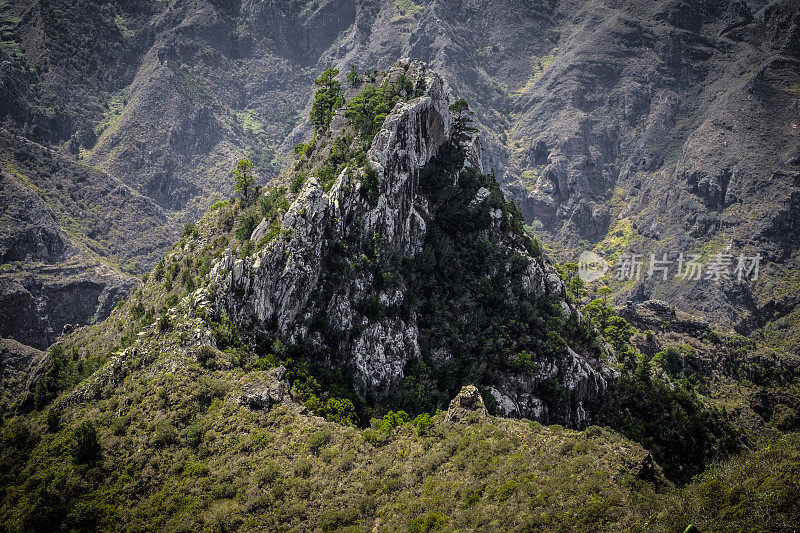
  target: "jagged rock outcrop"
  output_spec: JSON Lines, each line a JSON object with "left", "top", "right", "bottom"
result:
{"left": 488, "top": 349, "right": 612, "bottom": 427}
{"left": 209, "top": 61, "right": 611, "bottom": 425}
{"left": 444, "top": 385, "right": 487, "bottom": 423}
{"left": 211, "top": 62, "right": 451, "bottom": 396}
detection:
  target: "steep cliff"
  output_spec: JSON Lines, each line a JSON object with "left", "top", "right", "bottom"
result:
{"left": 208, "top": 61, "right": 610, "bottom": 425}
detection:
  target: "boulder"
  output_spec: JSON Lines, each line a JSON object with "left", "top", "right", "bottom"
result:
{"left": 444, "top": 385, "right": 487, "bottom": 423}
{"left": 239, "top": 365, "right": 290, "bottom": 411}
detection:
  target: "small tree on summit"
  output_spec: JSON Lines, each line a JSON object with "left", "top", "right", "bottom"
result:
{"left": 310, "top": 68, "right": 343, "bottom": 132}
{"left": 233, "top": 158, "right": 255, "bottom": 202}
{"left": 449, "top": 98, "right": 478, "bottom": 134}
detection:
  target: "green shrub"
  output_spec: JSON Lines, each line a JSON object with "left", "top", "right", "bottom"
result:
{"left": 131, "top": 301, "right": 145, "bottom": 319}
{"left": 46, "top": 410, "right": 61, "bottom": 433}
{"left": 584, "top": 425, "right": 603, "bottom": 438}
{"left": 257, "top": 462, "right": 280, "bottom": 486}
{"left": 33, "top": 376, "right": 57, "bottom": 410}
{"left": 412, "top": 413, "right": 434, "bottom": 435}
{"left": 73, "top": 420, "right": 100, "bottom": 463}
{"left": 254, "top": 353, "right": 278, "bottom": 370}
{"left": 236, "top": 210, "right": 261, "bottom": 241}
{"left": 157, "top": 314, "right": 172, "bottom": 332}
{"left": 293, "top": 141, "right": 314, "bottom": 159}
{"left": 210, "top": 312, "right": 239, "bottom": 349}
{"left": 345, "top": 80, "right": 406, "bottom": 141}
{"left": 293, "top": 457, "right": 313, "bottom": 478}
{"left": 290, "top": 172, "right": 306, "bottom": 193}
{"left": 182, "top": 221, "right": 196, "bottom": 238}
{"left": 153, "top": 259, "right": 165, "bottom": 281}
{"left": 374, "top": 411, "right": 410, "bottom": 433}
{"left": 346, "top": 64, "right": 360, "bottom": 87}
{"left": 409, "top": 511, "right": 450, "bottom": 532}
{"left": 185, "top": 424, "right": 204, "bottom": 448}
{"left": 360, "top": 166, "right": 380, "bottom": 206}
{"left": 496, "top": 479, "right": 518, "bottom": 501}
{"left": 151, "top": 419, "right": 178, "bottom": 447}
{"left": 307, "top": 429, "right": 332, "bottom": 454}
{"left": 196, "top": 345, "right": 216, "bottom": 368}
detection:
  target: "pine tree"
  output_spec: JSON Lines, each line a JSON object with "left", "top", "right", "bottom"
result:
{"left": 310, "top": 68, "right": 343, "bottom": 132}
{"left": 449, "top": 98, "right": 478, "bottom": 134}
{"left": 233, "top": 158, "right": 255, "bottom": 202}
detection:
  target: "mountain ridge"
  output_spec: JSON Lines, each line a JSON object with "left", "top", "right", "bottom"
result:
{"left": 0, "top": 58, "right": 796, "bottom": 532}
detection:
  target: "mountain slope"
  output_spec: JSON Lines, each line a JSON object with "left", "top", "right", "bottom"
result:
{"left": 0, "top": 131, "right": 173, "bottom": 350}
{"left": 1, "top": 60, "right": 796, "bottom": 531}
{"left": 1, "top": 0, "right": 799, "bottom": 360}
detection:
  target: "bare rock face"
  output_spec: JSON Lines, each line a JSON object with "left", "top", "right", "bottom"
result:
{"left": 488, "top": 349, "right": 611, "bottom": 427}
{"left": 366, "top": 61, "right": 454, "bottom": 254}
{"left": 211, "top": 61, "right": 611, "bottom": 424}
{"left": 444, "top": 385, "right": 487, "bottom": 423}
{"left": 213, "top": 61, "right": 455, "bottom": 396}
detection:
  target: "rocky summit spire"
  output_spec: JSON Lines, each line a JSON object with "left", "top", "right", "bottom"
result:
{"left": 207, "top": 60, "right": 610, "bottom": 426}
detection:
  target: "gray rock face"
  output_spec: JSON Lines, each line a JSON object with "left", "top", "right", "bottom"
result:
{"left": 210, "top": 61, "right": 612, "bottom": 424}
{"left": 213, "top": 61, "right": 448, "bottom": 396}
{"left": 365, "top": 62, "right": 454, "bottom": 254}
{"left": 488, "top": 349, "right": 611, "bottom": 427}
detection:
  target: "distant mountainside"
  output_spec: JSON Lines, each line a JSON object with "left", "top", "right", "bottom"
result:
{"left": 2, "top": 0, "right": 800, "bottom": 357}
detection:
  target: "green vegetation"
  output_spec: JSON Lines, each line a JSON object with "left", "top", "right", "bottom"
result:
{"left": 309, "top": 68, "right": 343, "bottom": 133}
{"left": 345, "top": 73, "right": 414, "bottom": 143}
{"left": 0, "top": 1, "right": 23, "bottom": 66}
{"left": 232, "top": 158, "right": 255, "bottom": 202}
{"left": 581, "top": 298, "right": 745, "bottom": 482}
{"left": 449, "top": 98, "right": 478, "bottom": 134}
{"left": 291, "top": 66, "right": 421, "bottom": 197}
{"left": 394, "top": 0, "right": 422, "bottom": 20}
{"left": 234, "top": 109, "right": 266, "bottom": 136}
{"left": 94, "top": 87, "right": 128, "bottom": 137}
{"left": 2, "top": 378, "right": 797, "bottom": 532}
{"left": 346, "top": 64, "right": 360, "bottom": 87}
{"left": 72, "top": 421, "right": 100, "bottom": 464}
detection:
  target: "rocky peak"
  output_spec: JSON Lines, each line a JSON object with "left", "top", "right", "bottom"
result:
{"left": 364, "top": 60, "right": 457, "bottom": 254}
{"left": 208, "top": 61, "right": 611, "bottom": 425}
